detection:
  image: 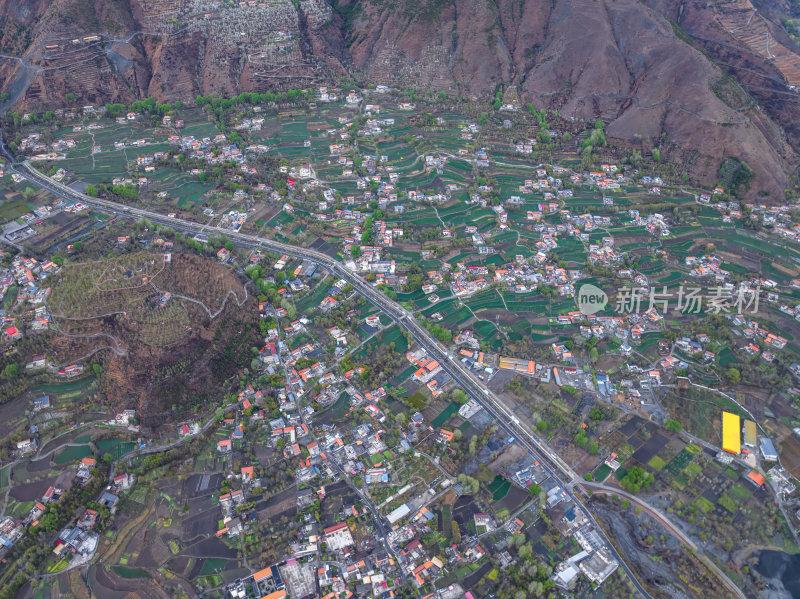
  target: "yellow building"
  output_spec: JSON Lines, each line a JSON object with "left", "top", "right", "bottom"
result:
{"left": 744, "top": 420, "right": 757, "bottom": 448}
{"left": 722, "top": 412, "right": 741, "bottom": 454}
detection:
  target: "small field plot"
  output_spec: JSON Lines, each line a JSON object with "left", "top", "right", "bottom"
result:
{"left": 54, "top": 445, "right": 93, "bottom": 465}
{"left": 486, "top": 475, "right": 511, "bottom": 501}
{"left": 113, "top": 566, "right": 151, "bottom": 579}
{"left": 431, "top": 402, "right": 460, "bottom": 428}
{"left": 0, "top": 189, "right": 34, "bottom": 222}
{"left": 96, "top": 438, "right": 137, "bottom": 459}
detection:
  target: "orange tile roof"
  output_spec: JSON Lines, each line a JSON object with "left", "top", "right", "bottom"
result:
{"left": 747, "top": 470, "right": 764, "bottom": 486}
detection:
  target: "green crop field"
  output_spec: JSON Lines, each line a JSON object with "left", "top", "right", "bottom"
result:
{"left": 113, "top": 566, "right": 151, "bottom": 579}
{"left": 328, "top": 392, "right": 352, "bottom": 420}
{"left": 391, "top": 364, "right": 418, "bottom": 386}
{"left": 474, "top": 320, "right": 498, "bottom": 337}
{"left": 654, "top": 270, "right": 685, "bottom": 285}
{"left": 666, "top": 449, "right": 692, "bottom": 476}
{"left": 0, "top": 191, "right": 34, "bottom": 221}
{"left": 54, "top": 445, "right": 93, "bottom": 464}
{"left": 356, "top": 324, "right": 408, "bottom": 357}
{"left": 29, "top": 377, "right": 97, "bottom": 398}
{"left": 297, "top": 278, "right": 334, "bottom": 311}
{"left": 421, "top": 298, "right": 456, "bottom": 317}
{"left": 198, "top": 557, "right": 228, "bottom": 575}
{"left": 487, "top": 475, "right": 511, "bottom": 500}
{"left": 593, "top": 464, "right": 612, "bottom": 481}
{"left": 96, "top": 439, "right": 137, "bottom": 459}
{"left": 694, "top": 496, "right": 714, "bottom": 513}
{"left": 431, "top": 402, "right": 460, "bottom": 428}
{"left": 174, "top": 181, "right": 213, "bottom": 207}
{"left": 268, "top": 211, "right": 296, "bottom": 226}
{"left": 465, "top": 290, "right": 505, "bottom": 312}
{"left": 718, "top": 348, "right": 737, "bottom": 367}
{"left": 440, "top": 306, "right": 472, "bottom": 328}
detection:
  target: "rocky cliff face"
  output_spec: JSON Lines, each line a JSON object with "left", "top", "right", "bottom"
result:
{"left": 1, "top": 0, "right": 798, "bottom": 196}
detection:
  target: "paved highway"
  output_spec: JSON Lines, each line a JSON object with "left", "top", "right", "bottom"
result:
{"left": 5, "top": 150, "right": 744, "bottom": 598}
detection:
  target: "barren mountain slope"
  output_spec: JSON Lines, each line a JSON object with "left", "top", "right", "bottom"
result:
{"left": 47, "top": 252, "right": 260, "bottom": 427}
{"left": 342, "top": 0, "right": 795, "bottom": 194}
{"left": 517, "top": 0, "right": 794, "bottom": 194}
{"left": 0, "top": 0, "right": 798, "bottom": 196}
{"left": 645, "top": 0, "right": 800, "bottom": 180}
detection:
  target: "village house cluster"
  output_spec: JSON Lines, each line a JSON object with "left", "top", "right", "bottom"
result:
{"left": 1, "top": 253, "right": 56, "bottom": 344}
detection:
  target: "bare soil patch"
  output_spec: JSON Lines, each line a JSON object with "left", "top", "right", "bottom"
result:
{"left": 10, "top": 476, "right": 57, "bottom": 502}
